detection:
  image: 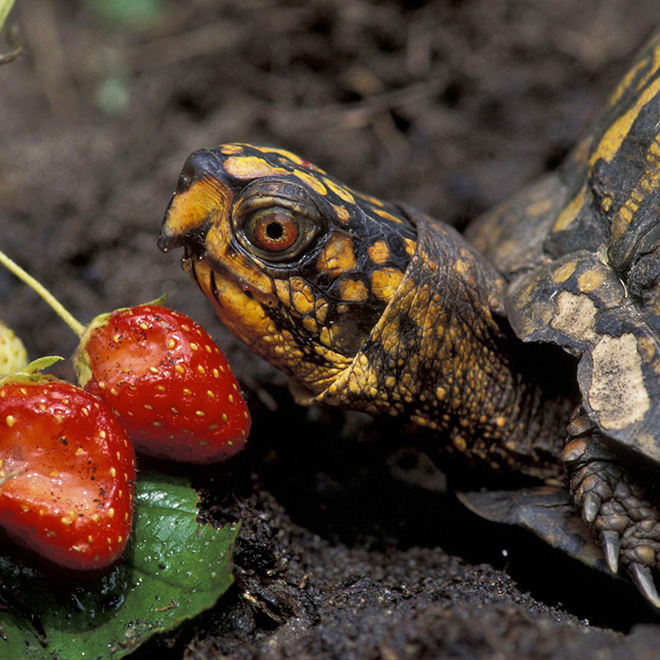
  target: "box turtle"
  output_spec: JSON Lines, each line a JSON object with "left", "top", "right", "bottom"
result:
{"left": 159, "top": 33, "right": 660, "bottom": 607}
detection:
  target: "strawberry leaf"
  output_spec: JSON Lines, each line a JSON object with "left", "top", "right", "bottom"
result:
{"left": 0, "top": 469, "right": 239, "bottom": 659}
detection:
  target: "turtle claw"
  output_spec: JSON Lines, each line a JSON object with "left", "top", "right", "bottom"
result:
{"left": 582, "top": 491, "right": 601, "bottom": 524}
{"left": 600, "top": 530, "right": 620, "bottom": 574}
{"left": 563, "top": 416, "right": 660, "bottom": 602}
{"left": 630, "top": 563, "right": 660, "bottom": 609}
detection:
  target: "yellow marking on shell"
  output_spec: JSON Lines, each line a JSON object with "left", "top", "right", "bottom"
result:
{"left": 611, "top": 135, "right": 660, "bottom": 243}
{"left": 588, "top": 333, "right": 649, "bottom": 430}
{"left": 339, "top": 278, "right": 368, "bottom": 302}
{"left": 550, "top": 291, "right": 598, "bottom": 343}
{"left": 316, "top": 233, "right": 358, "bottom": 276}
{"left": 607, "top": 58, "right": 649, "bottom": 109}
{"left": 293, "top": 169, "right": 328, "bottom": 194}
{"left": 162, "top": 174, "right": 231, "bottom": 242}
{"left": 553, "top": 260, "right": 577, "bottom": 283}
{"left": 372, "top": 207, "right": 403, "bottom": 224}
{"left": 577, "top": 269, "right": 605, "bottom": 293}
{"left": 368, "top": 240, "right": 390, "bottom": 265}
{"left": 370, "top": 268, "right": 404, "bottom": 301}
{"left": 290, "top": 277, "right": 316, "bottom": 315}
{"left": 222, "top": 156, "right": 289, "bottom": 179}
{"left": 590, "top": 73, "right": 660, "bottom": 167}
{"left": 553, "top": 184, "right": 586, "bottom": 233}
{"left": 435, "top": 387, "right": 446, "bottom": 400}
{"left": 637, "top": 336, "right": 656, "bottom": 363}
{"left": 325, "top": 178, "right": 355, "bottom": 203}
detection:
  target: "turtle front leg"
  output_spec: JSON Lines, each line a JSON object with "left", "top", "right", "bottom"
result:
{"left": 563, "top": 410, "right": 660, "bottom": 607}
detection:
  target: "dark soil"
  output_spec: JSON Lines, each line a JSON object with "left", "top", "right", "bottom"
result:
{"left": 2, "top": 1, "right": 660, "bottom": 658}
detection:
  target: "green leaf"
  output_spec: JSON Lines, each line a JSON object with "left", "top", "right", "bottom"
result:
{"left": 0, "top": 470, "right": 239, "bottom": 659}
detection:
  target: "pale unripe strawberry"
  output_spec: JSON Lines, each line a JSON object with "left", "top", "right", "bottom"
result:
{"left": 0, "top": 320, "right": 28, "bottom": 375}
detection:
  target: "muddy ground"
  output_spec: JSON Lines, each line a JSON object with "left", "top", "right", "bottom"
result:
{"left": 3, "top": 1, "right": 660, "bottom": 658}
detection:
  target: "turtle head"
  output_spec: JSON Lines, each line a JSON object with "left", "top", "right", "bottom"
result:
{"left": 159, "top": 143, "right": 417, "bottom": 396}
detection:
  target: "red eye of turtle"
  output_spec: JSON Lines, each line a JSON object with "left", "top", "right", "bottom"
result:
{"left": 248, "top": 209, "right": 299, "bottom": 253}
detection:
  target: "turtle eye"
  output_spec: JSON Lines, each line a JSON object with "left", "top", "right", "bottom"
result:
{"left": 246, "top": 208, "right": 299, "bottom": 253}
{"left": 232, "top": 179, "right": 326, "bottom": 263}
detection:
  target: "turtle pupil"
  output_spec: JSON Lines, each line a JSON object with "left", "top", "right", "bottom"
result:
{"left": 266, "top": 222, "right": 284, "bottom": 240}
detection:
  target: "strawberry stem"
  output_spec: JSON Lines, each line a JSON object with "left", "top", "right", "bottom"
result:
{"left": 0, "top": 249, "right": 86, "bottom": 336}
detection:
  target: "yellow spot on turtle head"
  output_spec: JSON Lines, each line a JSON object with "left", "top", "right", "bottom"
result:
{"left": 368, "top": 240, "right": 390, "bottom": 266}
{"left": 302, "top": 316, "right": 319, "bottom": 333}
{"left": 370, "top": 268, "right": 403, "bottom": 302}
{"left": 358, "top": 192, "right": 384, "bottom": 207}
{"left": 372, "top": 207, "right": 403, "bottom": 224}
{"left": 220, "top": 143, "right": 247, "bottom": 155}
{"left": 403, "top": 238, "right": 416, "bottom": 256}
{"left": 293, "top": 169, "right": 328, "bottom": 195}
{"left": 339, "top": 278, "right": 368, "bottom": 302}
{"left": 315, "top": 298, "right": 329, "bottom": 324}
{"left": 161, "top": 174, "right": 231, "bottom": 245}
{"left": 330, "top": 203, "right": 351, "bottom": 225}
{"left": 274, "top": 278, "right": 291, "bottom": 307}
{"left": 253, "top": 145, "right": 308, "bottom": 166}
{"left": 291, "top": 283, "right": 316, "bottom": 316}
{"left": 223, "top": 156, "right": 289, "bottom": 179}
{"left": 316, "top": 233, "right": 357, "bottom": 276}
{"left": 325, "top": 178, "right": 355, "bottom": 203}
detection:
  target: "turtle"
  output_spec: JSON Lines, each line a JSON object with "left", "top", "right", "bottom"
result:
{"left": 158, "top": 32, "right": 660, "bottom": 608}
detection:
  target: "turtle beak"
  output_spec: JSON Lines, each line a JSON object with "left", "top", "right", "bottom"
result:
{"left": 158, "top": 148, "right": 233, "bottom": 254}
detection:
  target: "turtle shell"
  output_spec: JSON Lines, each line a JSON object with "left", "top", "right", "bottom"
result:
{"left": 466, "top": 33, "right": 660, "bottom": 464}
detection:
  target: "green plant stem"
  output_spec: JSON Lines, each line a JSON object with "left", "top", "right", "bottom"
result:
{"left": 0, "top": 249, "right": 86, "bottom": 336}
{"left": 0, "top": 0, "right": 16, "bottom": 35}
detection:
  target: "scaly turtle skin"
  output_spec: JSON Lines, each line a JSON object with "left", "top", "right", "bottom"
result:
{"left": 159, "top": 33, "right": 660, "bottom": 608}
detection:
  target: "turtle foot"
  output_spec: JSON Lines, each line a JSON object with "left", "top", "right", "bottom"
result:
{"left": 563, "top": 419, "right": 660, "bottom": 608}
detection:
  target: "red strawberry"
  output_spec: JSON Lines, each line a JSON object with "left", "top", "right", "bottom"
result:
{"left": 75, "top": 305, "right": 250, "bottom": 464}
{"left": 0, "top": 367, "right": 136, "bottom": 569}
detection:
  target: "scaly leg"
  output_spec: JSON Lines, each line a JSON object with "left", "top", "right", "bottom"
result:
{"left": 563, "top": 410, "right": 660, "bottom": 607}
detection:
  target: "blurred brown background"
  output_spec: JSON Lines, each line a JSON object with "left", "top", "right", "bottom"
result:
{"left": 2, "top": 2, "right": 660, "bottom": 658}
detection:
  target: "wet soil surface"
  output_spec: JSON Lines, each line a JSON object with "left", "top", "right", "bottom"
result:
{"left": 2, "top": 1, "right": 660, "bottom": 658}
